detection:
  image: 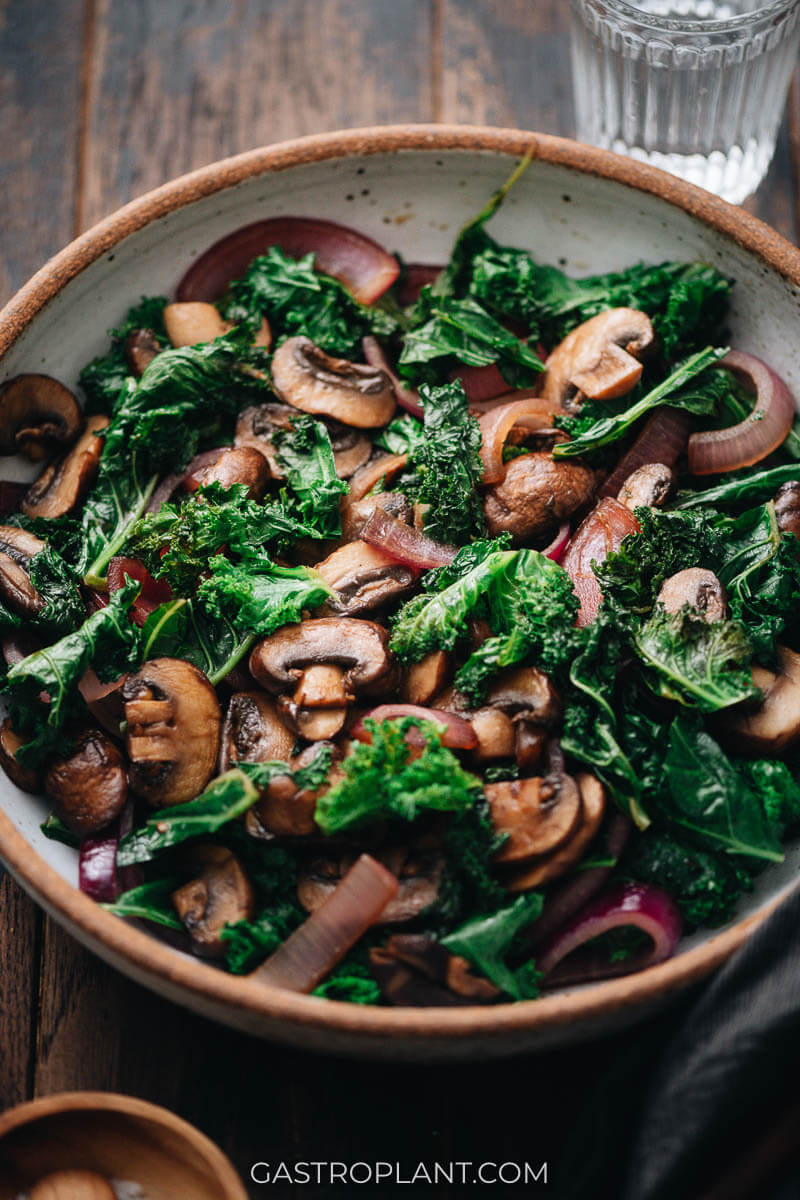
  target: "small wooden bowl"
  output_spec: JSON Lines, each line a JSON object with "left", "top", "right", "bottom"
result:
{"left": 0, "top": 1093, "right": 248, "bottom": 1200}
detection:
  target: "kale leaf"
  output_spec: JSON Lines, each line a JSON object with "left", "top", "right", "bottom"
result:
{"left": 634, "top": 607, "right": 759, "bottom": 712}
{"left": 196, "top": 554, "right": 333, "bottom": 639}
{"left": 406, "top": 380, "right": 486, "bottom": 545}
{"left": 79, "top": 296, "right": 169, "bottom": 412}
{"left": 374, "top": 414, "right": 426, "bottom": 456}
{"left": 621, "top": 829, "right": 752, "bottom": 928}
{"left": 273, "top": 415, "right": 348, "bottom": 538}
{"left": 675, "top": 464, "right": 800, "bottom": 511}
{"left": 442, "top": 892, "right": 544, "bottom": 1000}
{"left": 101, "top": 878, "right": 184, "bottom": 930}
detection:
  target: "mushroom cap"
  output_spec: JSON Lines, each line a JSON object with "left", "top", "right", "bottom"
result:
{"left": 249, "top": 617, "right": 392, "bottom": 695}
{"left": 172, "top": 849, "right": 255, "bottom": 958}
{"left": 45, "top": 728, "right": 128, "bottom": 837}
{"left": 656, "top": 568, "right": 727, "bottom": 623}
{"left": 487, "top": 773, "right": 582, "bottom": 864}
{"left": 483, "top": 452, "right": 598, "bottom": 543}
{"left": 0, "top": 718, "right": 41, "bottom": 794}
{"left": 0, "top": 373, "right": 83, "bottom": 460}
{"left": 316, "top": 540, "right": 416, "bottom": 615}
{"left": 370, "top": 934, "right": 500, "bottom": 1006}
{"left": 540, "top": 308, "right": 655, "bottom": 409}
{"left": 505, "top": 773, "right": 606, "bottom": 891}
{"left": 219, "top": 691, "right": 295, "bottom": 773}
{"left": 485, "top": 665, "right": 561, "bottom": 726}
{"left": 271, "top": 336, "right": 396, "bottom": 428}
{"left": 22, "top": 414, "right": 108, "bottom": 519}
{"left": 775, "top": 480, "right": 800, "bottom": 539}
{"left": 124, "top": 327, "right": 161, "bottom": 376}
{"left": 0, "top": 550, "right": 44, "bottom": 617}
{"left": 725, "top": 645, "right": 800, "bottom": 753}
{"left": 123, "top": 657, "right": 222, "bottom": 807}
{"left": 401, "top": 649, "right": 452, "bottom": 707}
{"left": 189, "top": 444, "right": 270, "bottom": 501}
{"left": 617, "top": 462, "right": 674, "bottom": 510}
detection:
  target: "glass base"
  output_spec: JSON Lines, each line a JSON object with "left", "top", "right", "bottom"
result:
{"left": 607, "top": 138, "right": 775, "bottom": 206}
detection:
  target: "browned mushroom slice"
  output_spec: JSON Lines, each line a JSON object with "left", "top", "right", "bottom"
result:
{"left": 172, "top": 849, "right": 255, "bottom": 958}
{"left": 164, "top": 302, "right": 272, "bottom": 350}
{"left": 656, "top": 568, "right": 727, "bottom": 622}
{"left": 0, "top": 718, "right": 41, "bottom": 793}
{"left": 505, "top": 773, "right": 606, "bottom": 891}
{"left": 124, "top": 328, "right": 161, "bottom": 376}
{"left": 617, "top": 463, "right": 674, "bottom": 510}
{"left": 514, "top": 721, "right": 548, "bottom": 772}
{"left": 22, "top": 414, "right": 109, "bottom": 519}
{"left": 725, "top": 645, "right": 800, "bottom": 753}
{"left": 483, "top": 451, "right": 598, "bottom": 543}
{"left": 219, "top": 691, "right": 295, "bottom": 772}
{"left": 247, "top": 741, "right": 340, "bottom": 839}
{"left": 0, "top": 374, "right": 83, "bottom": 461}
{"left": 370, "top": 934, "right": 500, "bottom": 1006}
{"left": 187, "top": 444, "right": 270, "bottom": 501}
{"left": 775, "top": 481, "right": 800, "bottom": 539}
{"left": 272, "top": 336, "right": 395, "bottom": 428}
{"left": 329, "top": 427, "right": 373, "bottom": 478}
{"left": 341, "top": 491, "right": 413, "bottom": 543}
{"left": 123, "top": 658, "right": 222, "bottom": 806}
{"left": 316, "top": 540, "right": 416, "bottom": 615}
{"left": 488, "top": 772, "right": 582, "bottom": 865}
{"left": 45, "top": 728, "right": 128, "bottom": 837}
{"left": 235, "top": 401, "right": 295, "bottom": 477}
{"left": 401, "top": 650, "right": 452, "bottom": 706}
{"left": 540, "top": 309, "right": 655, "bottom": 409}
{"left": 469, "top": 707, "right": 517, "bottom": 762}
{"left": 486, "top": 665, "right": 561, "bottom": 727}
{"left": 298, "top": 844, "right": 444, "bottom": 924}
{"left": 0, "top": 525, "right": 46, "bottom": 617}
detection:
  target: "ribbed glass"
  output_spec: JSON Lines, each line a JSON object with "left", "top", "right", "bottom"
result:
{"left": 569, "top": 0, "right": 800, "bottom": 203}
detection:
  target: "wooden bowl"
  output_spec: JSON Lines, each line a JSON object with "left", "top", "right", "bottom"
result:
{"left": 0, "top": 1092, "right": 248, "bottom": 1199}
{"left": 1, "top": 126, "right": 799, "bottom": 1059}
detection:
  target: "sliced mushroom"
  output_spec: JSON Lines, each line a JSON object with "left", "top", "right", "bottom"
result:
{"left": 0, "top": 525, "right": 45, "bottom": 617}
{"left": 369, "top": 933, "right": 500, "bottom": 1006}
{"left": 514, "top": 722, "right": 548, "bottom": 772}
{"left": 271, "top": 336, "right": 395, "bottom": 428}
{"left": 219, "top": 691, "right": 295, "bottom": 772}
{"left": 468, "top": 707, "right": 517, "bottom": 762}
{"left": 124, "top": 328, "right": 161, "bottom": 376}
{"left": 77, "top": 668, "right": 127, "bottom": 739}
{"left": 775, "top": 480, "right": 800, "bottom": 539}
{"left": 316, "top": 540, "right": 416, "bottom": 615}
{"left": 0, "top": 374, "right": 83, "bottom": 461}
{"left": 298, "top": 843, "right": 444, "bottom": 923}
{"left": 485, "top": 665, "right": 561, "bottom": 727}
{"left": 401, "top": 650, "right": 452, "bottom": 706}
{"left": 45, "top": 728, "right": 128, "bottom": 836}
{"left": 483, "top": 451, "right": 598, "bottom": 543}
{"left": 487, "top": 748, "right": 582, "bottom": 865}
{"left": 505, "top": 773, "right": 606, "bottom": 891}
{"left": 725, "top": 645, "right": 800, "bottom": 753}
{"left": 617, "top": 462, "right": 674, "bottom": 510}
{"left": 187, "top": 444, "right": 270, "bottom": 501}
{"left": 172, "top": 849, "right": 255, "bottom": 958}
{"left": 164, "top": 301, "right": 271, "bottom": 349}
{"left": 247, "top": 741, "right": 340, "bottom": 839}
{"left": 656, "top": 568, "right": 727, "bottom": 622}
{"left": 341, "top": 491, "right": 413, "bottom": 543}
{"left": 22, "top": 414, "right": 108, "bottom": 519}
{"left": 328, "top": 425, "right": 373, "bottom": 478}
{"left": 250, "top": 617, "right": 392, "bottom": 740}
{"left": 123, "top": 658, "right": 222, "bottom": 806}
{"left": 540, "top": 309, "right": 655, "bottom": 410}
{"left": 0, "top": 718, "right": 41, "bottom": 793}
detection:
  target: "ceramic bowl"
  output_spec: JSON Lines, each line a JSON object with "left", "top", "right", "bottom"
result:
{"left": 1, "top": 126, "right": 799, "bottom": 1061}
{"left": 0, "top": 1092, "right": 248, "bottom": 1199}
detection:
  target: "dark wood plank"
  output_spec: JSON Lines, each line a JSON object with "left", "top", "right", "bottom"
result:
{"left": 440, "top": 0, "right": 571, "bottom": 132}
{"left": 742, "top": 76, "right": 800, "bottom": 245}
{"left": 80, "top": 0, "right": 434, "bottom": 230}
{"left": 0, "top": 0, "right": 87, "bottom": 303}
{"left": 0, "top": 874, "right": 40, "bottom": 1109}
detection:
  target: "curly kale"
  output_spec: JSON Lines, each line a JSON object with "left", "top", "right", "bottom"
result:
{"left": 621, "top": 829, "right": 752, "bottom": 928}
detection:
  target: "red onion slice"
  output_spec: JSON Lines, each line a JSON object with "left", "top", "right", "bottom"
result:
{"left": 600, "top": 408, "right": 692, "bottom": 499}
{"left": 107, "top": 557, "right": 173, "bottom": 627}
{"left": 351, "top": 705, "right": 478, "bottom": 751}
{"left": 251, "top": 854, "right": 398, "bottom": 992}
{"left": 395, "top": 263, "right": 443, "bottom": 307}
{"left": 688, "top": 350, "right": 796, "bottom": 476}
{"left": 453, "top": 363, "right": 510, "bottom": 404}
{"left": 562, "top": 498, "right": 641, "bottom": 626}
{"left": 362, "top": 336, "right": 423, "bottom": 418}
{"left": 79, "top": 799, "right": 139, "bottom": 902}
{"left": 176, "top": 217, "right": 400, "bottom": 306}
{"left": 538, "top": 880, "right": 683, "bottom": 987}
{"left": 480, "top": 398, "right": 565, "bottom": 484}
{"left": 542, "top": 522, "right": 571, "bottom": 564}
{"left": 361, "top": 507, "right": 456, "bottom": 570}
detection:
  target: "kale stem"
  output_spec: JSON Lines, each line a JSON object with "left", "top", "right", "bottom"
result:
{"left": 208, "top": 633, "right": 256, "bottom": 687}
{"left": 82, "top": 473, "right": 159, "bottom": 586}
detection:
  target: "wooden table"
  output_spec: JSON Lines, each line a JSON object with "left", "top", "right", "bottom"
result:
{"left": 1, "top": 3, "right": 798, "bottom": 1195}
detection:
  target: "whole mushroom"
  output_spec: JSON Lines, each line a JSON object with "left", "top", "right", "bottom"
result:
{"left": 483, "top": 451, "right": 598, "bottom": 544}
{"left": 656, "top": 568, "right": 727, "bottom": 622}
{"left": 45, "top": 728, "right": 128, "bottom": 836}
{"left": 540, "top": 308, "right": 655, "bottom": 410}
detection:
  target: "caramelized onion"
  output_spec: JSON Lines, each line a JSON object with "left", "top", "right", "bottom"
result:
{"left": 361, "top": 507, "right": 456, "bottom": 569}
{"left": 177, "top": 217, "right": 399, "bottom": 306}
{"left": 362, "top": 336, "right": 423, "bottom": 418}
{"left": 453, "top": 363, "right": 509, "bottom": 404}
{"left": 600, "top": 409, "right": 691, "bottom": 499}
{"left": 542, "top": 522, "right": 571, "bottom": 563}
{"left": 395, "top": 263, "right": 443, "bottom": 307}
{"left": 538, "top": 881, "right": 683, "bottom": 987}
{"left": 79, "top": 799, "right": 138, "bottom": 902}
{"left": 252, "top": 854, "right": 398, "bottom": 992}
{"left": 107, "top": 557, "right": 172, "bottom": 626}
{"left": 562, "top": 498, "right": 640, "bottom": 625}
{"left": 688, "top": 350, "right": 796, "bottom": 476}
{"left": 352, "top": 704, "right": 478, "bottom": 751}
{"left": 479, "top": 398, "right": 565, "bottom": 484}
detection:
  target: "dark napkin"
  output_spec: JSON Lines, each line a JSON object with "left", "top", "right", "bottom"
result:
{"left": 555, "top": 881, "right": 800, "bottom": 1199}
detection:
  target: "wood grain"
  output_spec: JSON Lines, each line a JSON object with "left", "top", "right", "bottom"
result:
{"left": 79, "top": 0, "right": 435, "bottom": 231}
{"left": 0, "top": 875, "right": 40, "bottom": 1110}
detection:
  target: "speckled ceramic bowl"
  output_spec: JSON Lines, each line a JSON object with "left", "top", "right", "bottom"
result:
{"left": 1, "top": 126, "right": 799, "bottom": 1060}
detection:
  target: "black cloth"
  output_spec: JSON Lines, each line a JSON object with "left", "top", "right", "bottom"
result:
{"left": 556, "top": 883, "right": 800, "bottom": 1199}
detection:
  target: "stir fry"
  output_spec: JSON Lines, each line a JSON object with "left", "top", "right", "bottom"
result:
{"left": 2, "top": 170, "right": 800, "bottom": 1006}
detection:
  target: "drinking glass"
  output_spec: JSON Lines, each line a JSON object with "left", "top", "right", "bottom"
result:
{"left": 569, "top": 0, "right": 800, "bottom": 204}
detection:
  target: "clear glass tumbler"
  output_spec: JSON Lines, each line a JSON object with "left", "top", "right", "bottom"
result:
{"left": 569, "top": 0, "right": 800, "bottom": 204}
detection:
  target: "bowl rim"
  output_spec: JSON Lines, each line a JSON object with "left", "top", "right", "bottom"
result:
{"left": 0, "top": 1090, "right": 249, "bottom": 1197}
{"left": 0, "top": 123, "right": 798, "bottom": 1045}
